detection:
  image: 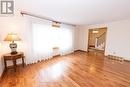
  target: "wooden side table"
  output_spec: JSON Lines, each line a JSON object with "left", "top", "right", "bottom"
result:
{"left": 3, "top": 52, "right": 25, "bottom": 72}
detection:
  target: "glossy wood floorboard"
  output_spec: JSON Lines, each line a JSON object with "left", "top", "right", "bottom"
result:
{"left": 0, "top": 51, "right": 130, "bottom": 87}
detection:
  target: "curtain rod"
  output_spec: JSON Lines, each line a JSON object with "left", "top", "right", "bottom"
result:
{"left": 20, "top": 11, "right": 76, "bottom": 26}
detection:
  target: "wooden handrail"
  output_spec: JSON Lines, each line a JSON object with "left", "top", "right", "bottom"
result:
{"left": 96, "top": 32, "right": 106, "bottom": 48}
{"left": 97, "top": 32, "right": 106, "bottom": 39}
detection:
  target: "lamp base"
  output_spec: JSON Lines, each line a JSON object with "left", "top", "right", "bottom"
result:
{"left": 9, "top": 42, "right": 18, "bottom": 55}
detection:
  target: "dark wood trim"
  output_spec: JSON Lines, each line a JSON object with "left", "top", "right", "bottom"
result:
{"left": 53, "top": 54, "right": 61, "bottom": 58}
{"left": 124, "top": 59, "right": 130, "bottom": 62}
{"left": 74, "top": 50, "right": 80, "bottom": 52}
{"left": 74, "top": 50, "right": 88, "bottom": 52}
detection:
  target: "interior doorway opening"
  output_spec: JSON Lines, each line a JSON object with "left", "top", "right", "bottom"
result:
{"left": 88, "top": 27, "right": 107, "bottom": 54}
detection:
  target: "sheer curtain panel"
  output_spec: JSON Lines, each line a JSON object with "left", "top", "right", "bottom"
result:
{"left": 30, "top": 19, "right": 75, "bottom": 63}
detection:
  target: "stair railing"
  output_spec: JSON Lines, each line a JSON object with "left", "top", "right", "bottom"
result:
{"left": 95, "top": 32, "right": 106, "bottom": 50}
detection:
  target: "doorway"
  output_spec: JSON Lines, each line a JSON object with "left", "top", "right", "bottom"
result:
{"left": 88, "top": 27, "right": 107, "bottom": 53}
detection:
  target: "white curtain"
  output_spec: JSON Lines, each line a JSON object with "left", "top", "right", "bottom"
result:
{"left": 58, "top": 26, "right": 74, "bottom": 55}
{"left": 32, "top": 24, "right": 53, "bottom": 62}
{"left": 31, "top": 20, "right": 75, "bottom": 63}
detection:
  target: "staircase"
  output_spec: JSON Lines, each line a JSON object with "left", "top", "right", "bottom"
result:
{"left": 95, "top": 32, "right": 106, "bottom": 51}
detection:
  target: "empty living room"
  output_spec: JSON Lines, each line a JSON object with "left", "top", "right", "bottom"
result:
{"left": 0, "top": 0, "right": 130, "bottom": 87}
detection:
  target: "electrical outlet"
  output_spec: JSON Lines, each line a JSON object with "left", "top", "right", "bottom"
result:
{"left": 113, "top": 52, "right": 116, "bottom": 54}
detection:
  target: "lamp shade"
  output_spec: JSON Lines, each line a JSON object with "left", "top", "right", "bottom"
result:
{"left": 4, "top": 33, "right": 21, "bottom": 41}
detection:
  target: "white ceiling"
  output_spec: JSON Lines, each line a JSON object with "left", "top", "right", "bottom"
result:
{"left": 16, "top": 0, "right": 130, "bottom": 25}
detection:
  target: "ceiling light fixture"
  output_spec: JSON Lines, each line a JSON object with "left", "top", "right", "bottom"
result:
{"left": 92, "top": 30, "right": 99, "bottom": 34}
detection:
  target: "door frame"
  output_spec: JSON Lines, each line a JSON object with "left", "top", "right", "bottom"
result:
{"left": 87, "top": 27, "right": 107, "bottom": 54}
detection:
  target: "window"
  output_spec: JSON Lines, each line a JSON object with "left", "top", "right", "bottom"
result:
{"left": 32, "top": 23, "right": 74, "bottom": 62}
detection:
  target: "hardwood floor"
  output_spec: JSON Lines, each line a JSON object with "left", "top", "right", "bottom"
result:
{"left": 0, "top": 51, "right": 130, "bottom": 87}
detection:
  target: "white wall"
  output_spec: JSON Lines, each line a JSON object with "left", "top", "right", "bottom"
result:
{"left": 0, "top": 15, "right": 77, "bottom": 77}
{"left": 0, "top": 16, "right": 31, "bottom": 77}
{"left": 0, "top": 15, "right": 129, "bottom": 78}
{"left": 75, "top": 26, "right": 89, "bottom": 51}
{"left": 74, "top": 27, "right": 79, "bottom": 51}
{"left": 78, "top": 19, "right": 130, "bottom": 60}
{"left": 105, "top": 20, "right": 130, "bottom": 60}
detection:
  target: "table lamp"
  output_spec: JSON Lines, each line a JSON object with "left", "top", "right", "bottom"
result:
{"left": 4, "top": 33, "right": 21, "bottom": 54}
